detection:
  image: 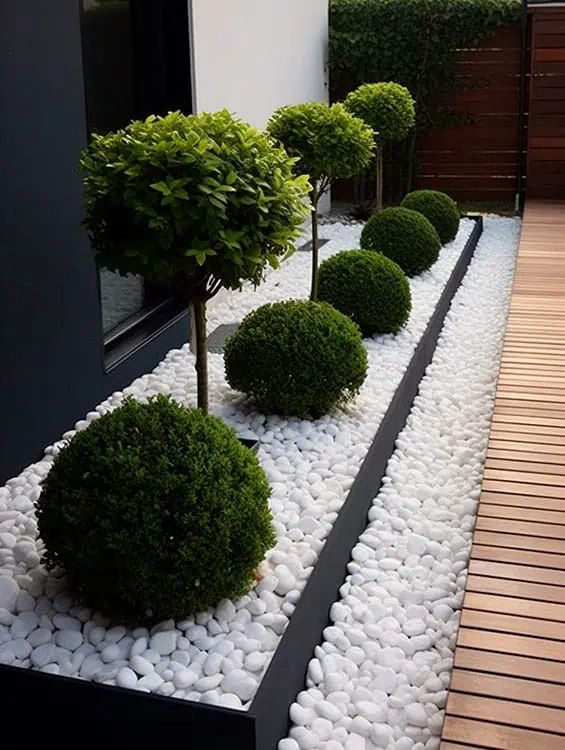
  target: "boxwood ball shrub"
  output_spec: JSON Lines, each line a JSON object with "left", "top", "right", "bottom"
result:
{"left": 37, "top": 396, "right": 275, "bottom": 622}
{"left": 401, "top": 189, "right": 460, "bottom": 245}
{"left": 224, "top": 300, "right": 368, "bottom": 418}
{"left": 360, "top": 207, "right": 441, "bottom": 277}
{"left": 318, "top": 250, "right": 411, "bottom": 336}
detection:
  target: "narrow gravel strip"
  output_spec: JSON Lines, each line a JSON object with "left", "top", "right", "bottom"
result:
{"left": 280, "top": 216, "right": 520, "bottom": 750}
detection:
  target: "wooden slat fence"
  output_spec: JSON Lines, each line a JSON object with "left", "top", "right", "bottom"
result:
{"left": 415, "top": 24, "right": 525, "bottom": 202}
{"left": 527, "top": 7, "right": 565, "bottom": 197}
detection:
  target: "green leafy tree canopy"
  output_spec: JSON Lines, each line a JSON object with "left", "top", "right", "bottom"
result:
{"left": 81, "top": 110, "right": 310, "bottom": 412}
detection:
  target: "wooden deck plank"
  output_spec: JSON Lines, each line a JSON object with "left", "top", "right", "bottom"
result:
{"left": 468, "top": 558, "right": 565, "bottom": 586}
{"left": 463, "top": 591, "right": 565, "bottom": 621}
{"left": 456, "top": 627, "right": 565, "bottom": 660}
{"left": 466, "top": 575, "right": 565, "bottom": 604}
{"left": 474, "top": 529, "right": 565, "bottom": 554}
{"left": 449, "top": 669, "right": 565, "bottom": 708}
{"left": 446, "top": 692, "right": 565, "bottom": 733}
{"left": 459, "top": 608, "right": 565, "bottom": 640}
{"left": 471, "top": 543, "right": 565, "bottom": 569}
{"left": 442, "top": 716, "right": 565, "bottom": 749}
{"left": 481, "top": 479, "right": 565, "bottom": 501}
{"left": 454, "top": 646, "right": 565, "bottom": 683}
{"left": 474, "top": 516, "right": 565, "bottom": 539}
{"left": 489, "top": 430, "right": 565, "bottom": 447}
{"left": 480, "top": 489, "right": 565, "bottom": 510}
{"left": 483, "top": 467, "right": 565, "bottom": 488}
{"left": 487, "top": 447, "right": 565, "bottom": 465}
{"left": 442, "top": 199, "right": 565, "bottom": 748}
{"left": 478, "top": 502, "right": 565, "bottom": 524}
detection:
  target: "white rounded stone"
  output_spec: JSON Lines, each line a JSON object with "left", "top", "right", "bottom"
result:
{"left": 0, "top": 577, "right": 19, "bottom": 612}
{"left": 117, "top": 667, "right": 138, "bottom": 689}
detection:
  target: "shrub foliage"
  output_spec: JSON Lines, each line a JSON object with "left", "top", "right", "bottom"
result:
{"left": 37, "top": 396, "right": 275, "bottom": 621}
{"left": 344, "top": 82, "right": 415, "bottom": 144}
{"left": 267, "top": 102, "right": 374, "bottom": 184}
{"left": 318, "top": 250, "right": 411, "bottom": 336}
{"left": 401, "top": 190, "right": 461, "bottom": 244}
{"left": 344, "top": 82, "right": 416, "bottom": 211}
{"left": 330, "top": 0, "right": 521, "bottom": 193}
{"left": 330, "top": 0, "right": 521, "bottom": 128}
{"left": 360, "top": 207, "right": 441, "bottom": 277}
{"left": 81, "top": 110, "right": 310, "bottom": 412}
{"left": 267, "top": 102, "right": 374, "bottom": 299}
{"left": 224, "top": 301, "right": 368, "bottom": 418}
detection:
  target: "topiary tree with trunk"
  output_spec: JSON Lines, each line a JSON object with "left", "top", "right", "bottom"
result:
{"left": 267, "top": 102, "right": 374, "bottom": 300}
{"left": 345, "top": 82, "right": 415, "bottom": 211}
{"left": 81, "top": 110, "right": 310, "bottom": 413}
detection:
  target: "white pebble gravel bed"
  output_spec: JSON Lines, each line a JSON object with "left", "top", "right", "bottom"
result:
{"left": 280, "top": 216, "right": 520, "bottom": 750}
{"left": 0, "top": 219, "right": 474, "bottom": 710}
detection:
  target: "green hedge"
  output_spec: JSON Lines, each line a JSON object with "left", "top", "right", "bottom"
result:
{"left": 330, "top": 0, "right": 521, "bottom": 110}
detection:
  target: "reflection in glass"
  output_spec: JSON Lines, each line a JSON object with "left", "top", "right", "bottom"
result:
{"left": 99, "top": 271, "right": 144, "bottom": 335}
{"left": 80, "top": 0, "right": 191, "bottom": 338}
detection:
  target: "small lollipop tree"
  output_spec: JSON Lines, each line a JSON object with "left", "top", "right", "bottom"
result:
{"left": 345, "top": 82, "right": 415, "bottom": 212}
{"left": 81, "top": 110, "right": 310, "bottom": 413}
{"left": 267, "top": 102, "right": 374, "bottom": 300}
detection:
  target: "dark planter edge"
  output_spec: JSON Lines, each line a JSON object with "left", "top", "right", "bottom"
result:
{"left": 249, "top": 215, "right": 483, "bottom": 749}
{"left": 0, "top": 217, "right": 483, "bottom": 750}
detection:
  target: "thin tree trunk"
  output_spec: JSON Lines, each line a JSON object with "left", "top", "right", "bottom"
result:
{"left": 406, "top": 129, "right": 417, "bottom": 196}
{"left": 375, "top": 144, "right": 384, "bottom": 212}
{"left": 192, "top": 297, "right": 208, "bottom": 414}
{"left": 310, "top": 189, "right": 320, "bottom": 301}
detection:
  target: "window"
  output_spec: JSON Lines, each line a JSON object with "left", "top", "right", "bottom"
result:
{"left": 79, "top": 0, "right": 192, "bottom": 355}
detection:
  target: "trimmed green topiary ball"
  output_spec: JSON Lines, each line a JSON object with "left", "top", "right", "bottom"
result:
{"left": 360, "top": 207, "right": 441, "bottom": 277}
{"left": 344, "top": 82, "right": 415, "bottom": 144}
{"left": 318, "top": 250, "right": 411, "bottom": 336}
{"left": 224, "top": 300, "right": 368, "bottom": 419}
{"left": 37, "top": 395, "right": 275, "bottom": 622}
{"left": 401, "top": 190, "right": 460, "bottom": 245}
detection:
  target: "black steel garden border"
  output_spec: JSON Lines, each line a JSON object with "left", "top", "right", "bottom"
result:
{"left": 0, "top": 218, "right": 483, "bottom": 749}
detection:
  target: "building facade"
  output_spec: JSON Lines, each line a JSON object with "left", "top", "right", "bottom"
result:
{"left": 0, "top": 0, "right": 329, "bottom": 482}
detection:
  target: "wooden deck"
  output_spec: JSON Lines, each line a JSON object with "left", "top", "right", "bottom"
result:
{"left": 440, "top": 200, "right": 565, "bottom": 750}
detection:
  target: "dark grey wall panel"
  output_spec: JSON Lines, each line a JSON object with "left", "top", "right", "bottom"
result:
{"left": 0, "top": 1, "right": 188, "bottom": 483}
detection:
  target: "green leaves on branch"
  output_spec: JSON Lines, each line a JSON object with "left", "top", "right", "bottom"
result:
{"left": 344, "top": 82, "right": 415, "bottom": 145}
{"left": 330, "top": 0, "right": 521, "bottom": 131}
{"left": 267, "top": 102, "right": 375, "bottom": 191}
{"left": 80, "top": 109, "right": 311, "bottom": 294}
{"left": 267, "top": 101, "right": 374, "bottom": 300}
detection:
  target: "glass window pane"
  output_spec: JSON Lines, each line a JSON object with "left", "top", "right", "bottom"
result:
{"left": 99, "top": 270, "right": 145, "bottom": 335}
{"left": 80, "top": 0, "right": 191, "bottom": 341}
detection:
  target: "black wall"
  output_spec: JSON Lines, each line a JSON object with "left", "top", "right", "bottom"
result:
{"left": 0, "top": 1, "right": 189, "bottom": 483}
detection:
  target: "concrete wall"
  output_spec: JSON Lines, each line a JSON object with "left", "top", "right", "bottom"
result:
{"left": 190, "top": 0, "right": 329, "bottom": 128}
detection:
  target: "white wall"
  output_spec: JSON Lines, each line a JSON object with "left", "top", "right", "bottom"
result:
{"left": 190, "top": 0, "right": 329, "bottom": 129}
